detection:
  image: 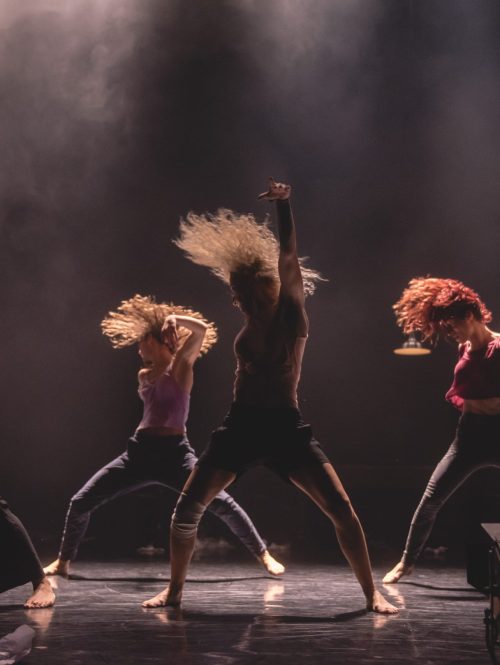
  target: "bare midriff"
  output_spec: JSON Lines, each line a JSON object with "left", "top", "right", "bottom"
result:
{"left": 139, "top": 426, "right": 185, "bottom": 436}
{"left": 462, "top": 397, "right": 500, "bottom": 416}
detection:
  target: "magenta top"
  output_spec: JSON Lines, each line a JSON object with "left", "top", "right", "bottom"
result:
{"left": 445, "top": 337, "right": 500, "bottom": 410}
{"left": 136, "top": 370, "right": 190, "bottom": 432}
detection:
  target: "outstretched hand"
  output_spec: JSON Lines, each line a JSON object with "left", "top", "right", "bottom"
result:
{"left": 258, "top": 177, "right": 291, "bottom": 201}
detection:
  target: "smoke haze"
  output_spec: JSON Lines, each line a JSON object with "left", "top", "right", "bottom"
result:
{"left": 1, "top": 0, "right": 500, "bottom": 551}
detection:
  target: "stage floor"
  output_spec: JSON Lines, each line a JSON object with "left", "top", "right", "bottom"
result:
{"left": 0, "top": 560, "right": 493, "bottom": 664}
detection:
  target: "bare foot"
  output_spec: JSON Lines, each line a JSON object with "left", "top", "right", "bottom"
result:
{"left": 43, "top": 558, "right": 70, "bottom": 577}
{"left": 367, "top": 589, "right": 399, "bottom": 615}
{"left": 24, "top": 577, "right": 56, "bottom": 609}
{"left": 382, "top": 561, "right": 413, "bottom": 584}
{"left": 259, "top": 550, "right": 285, "bottom": 576}
{"left": 142, "top": 586, "right": 182, "bottom": 608}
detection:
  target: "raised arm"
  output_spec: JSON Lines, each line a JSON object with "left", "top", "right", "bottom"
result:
{"left": 258, "top": 177, "right": 304, "bottom": 304}
{"left": 163, "top": 315, "right": 208, "bottom": 392}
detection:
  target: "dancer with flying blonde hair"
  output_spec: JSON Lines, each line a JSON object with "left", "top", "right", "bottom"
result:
{"left": 142, "top": 178, "right": 397, "bottom": 614}
{"left": 384, "top": 277, "right": 500, "bottom": 583}
{"left": 44, "top": 295, "right": 284, "bottom": 579}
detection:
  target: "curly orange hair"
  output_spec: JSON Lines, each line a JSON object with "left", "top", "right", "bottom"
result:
{"left": 393, "top": 277, "right": 492, "bottom": 343}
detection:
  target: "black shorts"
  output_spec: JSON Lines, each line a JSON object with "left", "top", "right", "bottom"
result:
{"left": 197, "top": 402, "right": 329, "bottom": 482}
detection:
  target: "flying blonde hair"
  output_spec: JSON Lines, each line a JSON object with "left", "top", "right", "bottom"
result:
{"left": 101, "top": 294, "right": 217, "bottom": 354}
{"left": 174, "top": 209, "right": 322, "bottom": 296}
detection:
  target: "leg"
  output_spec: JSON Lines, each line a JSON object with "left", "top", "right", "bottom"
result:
{"left": 0, "top": 497, "right": 55, "bottom": 608}
{"left": 142, "top": 464, "right": 236, "bottom": 608}
{"left": 158, "top": 445, "right": 283, "bottom": 575}
{"left": 44, "top": 453, "right": 147, "bottom": 576}
{"left": 288, "top": 463, "right": 397, "bottom": 614}
{"left": 383, "top": 440, "right": 479, "bottom": 583}
{"left": 207, "top": 491, "right": 285, "bottom": 575}
{"left": 135, "top": 486, "right": 170, "bottom": 554}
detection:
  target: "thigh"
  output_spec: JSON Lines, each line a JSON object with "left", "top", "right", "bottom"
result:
{"left": 421, "top": 440, "right": 479, "bottom": 503}
{"left": 151, "top": 443, "right": 199, "bottom": 494}
{"left": 197, "top": 425, "right": 255, "bottom": 475}
{"left": 180, "top": 464, "right": 237, "bottom": 507}
{"left": 266, "top": 422, "right": 329, "bottom": 482}
{"left": 288, "top": 462, "right": 352, "bottom": 518}
{"left": 72, "top": 453, "right": 149, "bottom": 505}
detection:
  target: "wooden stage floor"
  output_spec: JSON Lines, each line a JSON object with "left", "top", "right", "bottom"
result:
{"left": 0, "top": 560, "right": 494, "bottom": 664}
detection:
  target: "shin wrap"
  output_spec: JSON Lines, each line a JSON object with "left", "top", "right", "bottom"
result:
{"left": 171, "top": 493, "right": 206, "bottom": 542}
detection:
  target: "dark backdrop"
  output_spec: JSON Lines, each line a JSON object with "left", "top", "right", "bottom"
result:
{"left": 1, "top": 0, "right": 500, "bottom": 559}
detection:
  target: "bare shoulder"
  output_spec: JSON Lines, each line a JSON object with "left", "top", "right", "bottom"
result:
{"left": 138, "top": 368, "right": 152, "bottom": 383}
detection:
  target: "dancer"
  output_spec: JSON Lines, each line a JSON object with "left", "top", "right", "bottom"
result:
{"left": 44, "top": 296, "right": 284, "bottom": 578}
{"left": 384, "top": 277, "right": 500, "bottom": 583}
{"left": 143, "top": 178, "right": 397, "bottom": 614}
{"left": 0, "top": 496, "right": 55, "bottom": 608}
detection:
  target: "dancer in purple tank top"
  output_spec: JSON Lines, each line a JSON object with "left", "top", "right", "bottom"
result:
{"left": 44, "top": 295, "right": 284, "bottom": 579}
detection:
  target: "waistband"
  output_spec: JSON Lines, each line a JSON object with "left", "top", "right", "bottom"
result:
{"left": 225, "top": 402, "right": 304, "bottom": 427}
{"left": 131, "top": 431, "right": 188, "bottom": 445}
{"left": 230, "top": 401, "right": 301, "bottom": 414}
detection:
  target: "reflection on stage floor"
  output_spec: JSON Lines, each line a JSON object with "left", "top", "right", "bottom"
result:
{"left": 0, "top": 561, "right": 492, "bottom": 664}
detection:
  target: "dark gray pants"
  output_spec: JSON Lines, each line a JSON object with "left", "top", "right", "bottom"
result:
{"left": 402, "top": 412, "right": 500, "bottom": 565}
{"left": 0, "top": 496, "right": 44, "bottom": 593}
{"left": 58, "top": 432, "right": 266, "bottom": 561}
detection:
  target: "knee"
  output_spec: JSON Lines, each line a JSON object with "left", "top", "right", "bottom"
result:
{"left": 171, "top": 493, "right": 207, "bottom": 542}
{"left": 68, "top": 492, "right": 93, "bottom": 515}
{"left": 414, "top": 493, "right": 443, "bottom": 520}
{"left": 325, "top": 495, "right": 356, "bottom": 527}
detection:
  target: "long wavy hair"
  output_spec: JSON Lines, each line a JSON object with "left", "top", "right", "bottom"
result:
{"left": 174, "top": 209, "right": 323, "bottom": 296}
{"left": 393, "top": 277, "right": 491, "bottom": 343}
{"left": 101, "top": 294, "right": 217, "bottom": 354}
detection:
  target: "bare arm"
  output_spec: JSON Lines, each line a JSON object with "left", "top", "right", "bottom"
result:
{"left": 259, "top": 178, "right": 308, "bottom": 337}
{"left": 164, "top": 315, "right": 208, "bottom": 392}
{"left": 259, "top": 178, "right": 304, "bottom": 304}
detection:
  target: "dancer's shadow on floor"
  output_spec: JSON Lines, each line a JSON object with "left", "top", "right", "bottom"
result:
{"left": 68, "top": 574, "right": 275, "bottom": 583}
{"left": 0, "top": 605, "right": 25, "bottom": 613}
{"left": 394, "top": 580, "right": 485, "bottom": 602}
{"left": 427, "top": 594, "right": 485, "bottom": 601}
{"left": 145, "top": 607, "right": 368, "bottom": 624}
{"left": 395, "top": 580, "right": 480, "bottom": 592}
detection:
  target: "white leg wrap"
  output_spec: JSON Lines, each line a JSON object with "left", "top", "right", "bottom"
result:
{"left": 171, "top": 493, "right": 206, "bottom": 542}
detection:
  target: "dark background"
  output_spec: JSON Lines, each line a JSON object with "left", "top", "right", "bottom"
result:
{"left": 1, "top": 0, "right": 500, "bottom": 562}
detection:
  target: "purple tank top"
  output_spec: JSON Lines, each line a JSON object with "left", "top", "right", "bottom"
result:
{"left": 137, "top": 370, "right": 190, "bottom": 432}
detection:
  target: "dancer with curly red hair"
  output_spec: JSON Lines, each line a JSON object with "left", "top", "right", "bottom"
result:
{"left": 384, "top": 277, "right": 500, "bottom": 583}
